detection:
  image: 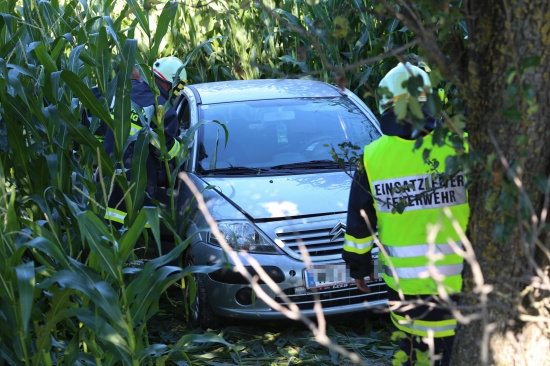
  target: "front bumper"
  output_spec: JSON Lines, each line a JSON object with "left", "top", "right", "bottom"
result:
{"left": 191, "top": 241, "right": 388, "bottom": 320}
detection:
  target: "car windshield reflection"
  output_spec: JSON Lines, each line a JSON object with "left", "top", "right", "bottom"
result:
{"left": 197, "top": 97, "right": 380, "bottom": 172}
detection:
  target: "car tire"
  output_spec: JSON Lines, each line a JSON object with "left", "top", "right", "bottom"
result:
{"left": 184, "top": 250, "right": 220, "bottom": 330}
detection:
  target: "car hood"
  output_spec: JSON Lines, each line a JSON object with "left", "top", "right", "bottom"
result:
{"left": 201, "top": 171, "right": 351, "bottom": 220}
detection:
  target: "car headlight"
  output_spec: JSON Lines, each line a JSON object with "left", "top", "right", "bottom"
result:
{"left": 208, "top": 221, "right": 279, "bottom": 254}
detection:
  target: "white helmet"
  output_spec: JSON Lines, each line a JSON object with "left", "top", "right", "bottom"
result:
{"left": 153, "top": 56, "right": 187, "bottom": 85}
{"left": 378, "top": 62, "right": 431, "bottom": 114}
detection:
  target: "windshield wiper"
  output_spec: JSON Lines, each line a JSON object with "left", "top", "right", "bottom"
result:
{"left": 202, "top": 166, "right": 269, "bottom": 176}
{"left": 270, "top": 160, "right": 340, "bottom": 170}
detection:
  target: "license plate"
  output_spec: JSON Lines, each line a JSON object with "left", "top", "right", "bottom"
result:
{"left": 304, "top": 263, "right": 352, "bottom": 289}
{"left": 304, "top": 259, "right": 382, "bottom": 290}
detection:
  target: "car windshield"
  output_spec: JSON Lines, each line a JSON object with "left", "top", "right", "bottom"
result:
{"left": 196, "top": 97, "right": 381, "bottom": 172}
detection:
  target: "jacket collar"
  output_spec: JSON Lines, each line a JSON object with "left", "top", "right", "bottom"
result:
{"left": 379, "top": 107, "right": 439, "bottom": 139}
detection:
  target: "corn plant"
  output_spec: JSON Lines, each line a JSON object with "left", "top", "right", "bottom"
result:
{"left": 0, "top": 1, "right": 227, "bottom": 364}
{"left": 0, "top": 0, "right": 441, "bottom": 364}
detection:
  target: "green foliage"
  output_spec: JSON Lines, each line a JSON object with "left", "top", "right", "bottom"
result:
{"left": 392, "top": 350, "right": 409, "bottom": 366}
{"left": 329, "top": 141, "right": 364, "bottom": 175}
{"left": 146, "top": 318, "right": 395, "bottom": 365}
{"left": 0, "top": 0, "right": 212, "bottom": 364}
{"left": 390, "top": 331, "right": 431, "bottom": 366}
{"left": 0, "top": 0, "right": 470, "bottom": 364}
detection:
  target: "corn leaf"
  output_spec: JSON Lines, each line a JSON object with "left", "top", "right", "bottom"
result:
{"left": 150, "top": 2, "right": 177, "bottom": 61}
{"left": 15, "top": 262, "right": 35, "bottom": 333}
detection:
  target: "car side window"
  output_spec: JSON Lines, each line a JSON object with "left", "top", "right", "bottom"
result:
{"left": 176, "top": 98, "right": 191, "bottom": 130}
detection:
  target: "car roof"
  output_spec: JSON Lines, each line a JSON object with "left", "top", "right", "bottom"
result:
{"left": 186, "top": 79, "right": 345, "bottom": 104}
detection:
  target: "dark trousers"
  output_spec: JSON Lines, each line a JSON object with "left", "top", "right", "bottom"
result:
{"left": 398, "top": 332, "right": 455, "bottom": 366}
{"left": 388, "top": 288, "right": 458, "bottom": 366}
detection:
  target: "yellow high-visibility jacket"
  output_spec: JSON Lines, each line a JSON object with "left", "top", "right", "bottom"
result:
{"left": 343, "top": 132, "right": 470, "bottom": 296}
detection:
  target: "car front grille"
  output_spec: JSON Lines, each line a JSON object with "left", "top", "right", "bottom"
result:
{"left": 275, "top": 220, "right": 346, "bottom": 260}
{"left": 274, "top": 281, "right": 387, "bottom": 311}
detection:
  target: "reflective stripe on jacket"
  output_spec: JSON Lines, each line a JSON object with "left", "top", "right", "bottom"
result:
{"left": 105, "top": 206, "right": 152, "bottom": 229}
{"left": 363, "top": 133, "right": 470, "bottom": 295}
{"left": 343, "top": 233, "right": 374, "bottom": 254}
{"left": 391, "top": 311, "right": 457, "bottom": 338}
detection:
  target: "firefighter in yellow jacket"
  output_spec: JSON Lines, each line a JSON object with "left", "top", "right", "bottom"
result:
{"left": 342, "top": 62, "right": 470, "bottom": 366}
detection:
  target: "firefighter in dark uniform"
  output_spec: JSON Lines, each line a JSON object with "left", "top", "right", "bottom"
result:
{"left": 342, "top": 62, "right": 470, "bottom": 366}
{"left": 103, "top": 57, "right": 187, "bottom": 226}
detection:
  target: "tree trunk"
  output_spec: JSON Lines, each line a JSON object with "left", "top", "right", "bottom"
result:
{"left": 451, "top": 1, "right": 550, "bottom": 365}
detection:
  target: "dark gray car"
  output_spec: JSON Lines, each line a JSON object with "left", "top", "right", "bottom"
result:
{"left": 174, "top": 79, "right": 387, "bottom": 328}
